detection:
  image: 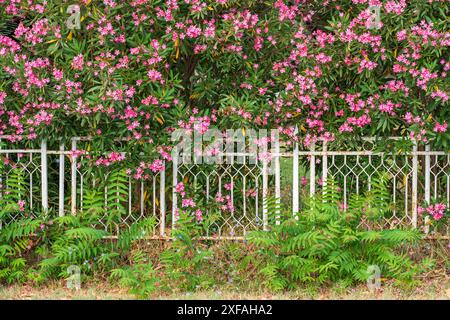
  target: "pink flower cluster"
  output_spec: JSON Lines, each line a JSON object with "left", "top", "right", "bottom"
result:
{"left": 215, "top": 192, "right": 235, "bottom": 213}
{"left": 95, "top": 151, "right": 126, "bottom": 166}
{"left": 418, "top": 203, "right": 447, "bottom": 221}
{"left": 71, "top": 54, "right": 84, "bottom": 71}
{"left": 174, "top": 182, "right": 203, "bottom": 221}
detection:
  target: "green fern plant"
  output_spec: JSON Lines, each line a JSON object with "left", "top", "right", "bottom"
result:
{"left": 0, "top": 160, "right": 157, "bottom": 287}
{"left": 36, "top": 209, "right": 113, "bottom": 281}
{"left": 111, "top": 211, "right": 214, "bottom": 296}
{"left": 110, "top": 249, "right": 159, "bottom": 299}
{"left": 0, "top": 163, "right": 29, "bottom": 224}
{"left": 0, "top": 214, "right": 47, "bottom": 284}
{"left": 247, "top": 175, "right": 423, "bottom": 291}
{"left": 82, "top": 189, "right": 105, "bottom": 216}
{"left": 106, "top": 169, "right": 128, "bottom": 213}
{"left": 104, "top": 169, "right": 129, "bottom": 230}
{"left": 0, "top": 160, "right": 38, "bottom": 284}
{"left": 159, "top": 211, "right": 214, "bottom": 292}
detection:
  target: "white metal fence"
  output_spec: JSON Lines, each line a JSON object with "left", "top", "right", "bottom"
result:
{"left": 0, "top": 137, "right": 448, "bottom": 239}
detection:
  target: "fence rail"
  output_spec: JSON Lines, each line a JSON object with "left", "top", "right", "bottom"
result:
{"left": 0, "top": 137, "right": 448, "bottom": 239}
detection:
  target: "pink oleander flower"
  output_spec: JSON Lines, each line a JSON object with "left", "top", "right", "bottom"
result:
{"left": 147, "top": 69, "right": 163, "bottom": 82}
{"left": 53, "top": 68, "right": 63, "bottom": 80}
{"left": 245, "top": 188, "right": 257, "bottom": 197}
{"left": 431, "top": 90, "right": 449, "bottom": 102}
{"left": 0, "top": 91, "right": 6, "bottom": 104}
{"left": 420, "top": 203, "right": 447, "bottom": 221}
{"left": 358, "top": 59, "right": 378, "bottom": 73}
{"left": 182, "top": 198, "right": 196, "bottom": 208}
{"left": 433, "top": 122, "right": 447, "bottom": 133}
{"left": 149, "top": 159, "right": 165, "bottom": 173}
{"left": 18, "top": 200, "right": 25, "bottom": 212}
{"left": 396, "top": 30, "right": 407, "bottom": 41}
{"left": 385, "top": 0, "right": 406, "bottom": 15}
{"left": 301, "top": 176, "right": 308, "bottom": 186}
{"left": 71, "top": 54, "right": 84, "bottom": 71}
{"left": 175, "top": 182, "right": 185, "bottom": 195}
{"left": 215, "top": 192, "right": 224, "bottom": 203}
{"left": 186, "top": 25, "right": 202, "bottom": 38}
{"left": 339, "top": 123, "right": 353, "bottom": 133}
{"left": 195, "top": 209, "right": 203, "bottom": 222}
{"left": 194, "top": 44, "right": 207, "bottom": 54}
{"left": 95, "top": 151, "right": 125, "bottom": 166}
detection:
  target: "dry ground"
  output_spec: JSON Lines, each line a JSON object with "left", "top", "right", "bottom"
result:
{"left": 1, "top": 277, "right": 449, "bottom": 300}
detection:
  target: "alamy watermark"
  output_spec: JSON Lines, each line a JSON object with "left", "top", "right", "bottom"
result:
{"left": 66, "top": 5, "right": 81, "bottom": 30}
{"left": 66, "top": 265, "right": 81, "bottom": 290}
{"left": 367, "top": 5, "right": 381, "bottom": 30}
{"left": 366, "top": 265, "right": 381, "bottom": 292}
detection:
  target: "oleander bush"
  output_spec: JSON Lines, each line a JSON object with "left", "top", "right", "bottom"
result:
{"left": 111, "top": 211, "right": 215, "bottom": 297}
{"left": 1, "top": 1, "right": 448, "bottom": 230}
{"left": 0, "top": 0, "right": 448, "bottom": 159}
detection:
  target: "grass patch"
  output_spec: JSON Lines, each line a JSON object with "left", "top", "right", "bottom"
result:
{"left": 1, "top": 277, "right": 449, "bottom": 300}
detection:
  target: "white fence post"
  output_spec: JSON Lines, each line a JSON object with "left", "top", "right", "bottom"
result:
{"left": 424, "top": 144, "right": 431, "bottom": 234}
{"left": 262, "top": 160, "right": 268, "bottom": 231}
{"left": 71, "top": 139, "right": 77, "bottom": 215}
{"left": 59, "top": 143, "right": 65, "bottom": 217}
{"left": 128, "top": 175, "right": 132, "bottom": 217}
{"left": 172, "top": 155, "right": 178, "bottom": 231}
{"left": 411, "top": 141, "right": 418, "bottom": 228}
{"left": 41, "top": 139, "right": 48, "bottom": 214}
{"left": 274, "top": 141, "right": 281, "bottom": 225}
{"left": 160, "top": 162, "right": 166, "bottom": 237}
{"left": 292, "top": 138, "right": 299, "bottom": 217}
{"left": 322, "top": 140, "right": 328, "bottom": 191}
{"left": 309, "top": 142, "right": 316, "bottom": 196}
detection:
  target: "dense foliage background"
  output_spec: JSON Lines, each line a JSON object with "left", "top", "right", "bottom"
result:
{"left": 0, "top": 0, "right": 449, "bottom": 166}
